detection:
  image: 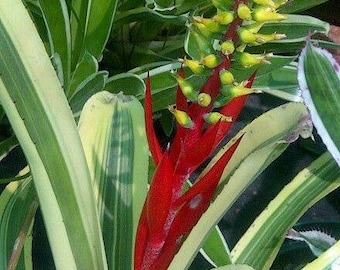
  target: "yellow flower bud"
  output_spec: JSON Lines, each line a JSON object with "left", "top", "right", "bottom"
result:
{"left": 180, "top": 57, "right": 205, "bottom": 74}
{"left": 219, "top": 70, "right": 235, "bottom": 85}
{"left": 235, "top": 52, "right": 272, "bottom": 68}
{"left": 221, "top": 82, "right": 260, "bottom": 101}
{"left": 204, "top": 112, "right": 232, "bottom": 124}
{"left": 213, "top": 11, "right": 234, "bottom": 25}
{"left": 238, "top": 27, "right": 258, "bottom": 43}
{"left": 175, "top": 75, "right": 198, "bottom": 102}
{"left": 252, "top": 7, "right": 286, "bottom": 22}
{"left": 253, "top": 0, "right": 277, "bottom": 8}
{"left": 197, "top": 93, "right": 211, "bottom": 107}
{"left": 201, "top": 54, "right": 221, "bottom": 69}
{"left": 220, "top": 40, "right": 235, "bottom": 55}
{"left": 193, "top": 16, "right": 223, "bottom": 33}
{"left": 168, "top": 106, "right": 194, "bottom": 128}
{"left": 237, "top": 3, "right": 252, "bottom": 21}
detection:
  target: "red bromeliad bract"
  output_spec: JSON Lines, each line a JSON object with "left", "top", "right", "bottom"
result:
{"left": 134, "top": 0, "right": 287, "bottom": 269}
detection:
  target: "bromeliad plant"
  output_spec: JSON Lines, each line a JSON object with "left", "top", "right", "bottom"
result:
{"left": 1, "top": 0, "right": 340, "bottom": 270}
{"left": 135, "top": 0, "right": 290, "bottom": 269}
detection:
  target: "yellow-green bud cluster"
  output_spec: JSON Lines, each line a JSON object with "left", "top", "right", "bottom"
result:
{"left": 171, "top": 0, "right": 288, "bottom": 127}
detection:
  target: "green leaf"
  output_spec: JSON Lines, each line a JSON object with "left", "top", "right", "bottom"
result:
{"left": 211, "top": 264, "right": 255, "bottom": 270}
{"left": 302, "top": 239, "right": 340, "bottom": 270}
{"left": 69, "top": 71, "right": 109, "bottom": 116}
{"left": 0, "top": 176, "right": 36, "bottom": 270}
{"left": 168, "top": 102, "right": 310, "bottom": 269}
{"left": 70, "top": 0, "right": 118, "bottom": 67}
{"left": 78, "top": 91, "right": 149, "bottom": 269}
{"left": 286, "top": 228, "right": 337, "bottom": 257}
{"left": 231, "top": 152, "right": 340, "bottom": 269}
{"left": 0, "top": 1, "right": 107, "bottom": 268}
{"left": 254, "top": 65, "right": 302, "bottom": 102}
{"left": 113, "top": 7, "right": 188, "bottom": 28}
{"left": 38, "top": 0, "right": 71, "bottom": 87}
{"left": 67, "top": 51, "right": 98, "bottom": 99}
{"left": 84, "top": 0, "right": 118, "bottom": 58}
{"left": 298, "top": 40, "right": 340, "bottom": 167}
{"left": 201, "top": 226, "right": 232, "bottom": 267}
{"left": 104, "top": 73, "right": 146, "bottom": 98}
{"left": 0, "top": 136, "right": 19, "bottom": 162}
{"left": 279, "top": 0, "right": 330, "bottom": 13}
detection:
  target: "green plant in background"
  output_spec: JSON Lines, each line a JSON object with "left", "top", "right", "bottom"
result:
{"left": 0, "top": 0, "right": 340, "bottom": 270}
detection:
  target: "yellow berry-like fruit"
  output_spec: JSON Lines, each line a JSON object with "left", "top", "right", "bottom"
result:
{"left": 201, "top": 54, "right": 221, "bottom": 69}
{"left": 168, "top": 106, "right": 194, "bottom": 128}
{"left": 213, "top": 11, "right": 234, "bottom": 25}
{"left": 237, "top": 3, "right": 252, "bottom": 21}
{"left": 238, "top": 27, "right": 258, "bottom": 43}
{"left": 221, "top": 83, "right": 258, "bottom": 101}
{"left": 219, "top": 70, "right": 235, "bottom": 85}
{"left": 204, "top": 112, "right": 232, "bottom": 124}
{"left": 181, "top": 57, "right": 205, "bottom": 74}
{"left": 175, "top": 75, "right": 198, "bottom": 102}
{"left": 197, "top": 93, "right": 212, "bottom": 107}
{"left": 252, "top": 6, "right": 286, "bottom": 22}
{"left": 235, "top": 52, "right": 271, "bottom": 68}
{"left": 193, "top": 16, "right": 223, "bottom": 33}
{"left": 220, "top": 40, "right": 235, "bottom": 55}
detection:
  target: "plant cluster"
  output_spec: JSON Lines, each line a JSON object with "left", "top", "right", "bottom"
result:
{"left": 0, "top": 1, "right": 340, "bottom": 270}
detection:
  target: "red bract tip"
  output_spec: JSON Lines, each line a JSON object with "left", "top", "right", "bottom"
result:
{"left": 145, "top": 73, "right": 163, "bottom": 165}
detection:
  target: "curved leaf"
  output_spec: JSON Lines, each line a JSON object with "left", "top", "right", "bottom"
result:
{"left": 0, "top": 176, "right": 36, "bottom": 270}
{"left": 79, "top": 92, "right": 148, "bottom": 269}
{"left": 113, "top": 7, "right": 188, "bottom": 28}
{"left": 38, "top": 0, "right": 71, "bottom": 87}
{"left": 168, "top": 102, "right": 310, "bottom": 269}
{"left": 0, "top": 1, "right": 107, "bottom": 268}
{"left": 298, "top": 39, "right": 340, "bottom": 167}
{"left": 232, "top": 152, "right": 340, "bottom": 269}
{"left": 104, "top": 73, "right": 145, "bottom": 98}
{"left": 279, "top": 0, "right": 330, "bottom": 13}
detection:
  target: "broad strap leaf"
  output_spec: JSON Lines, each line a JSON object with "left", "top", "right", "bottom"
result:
{"left": 298, "top": 39, "right": 340, "bottom": 166}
